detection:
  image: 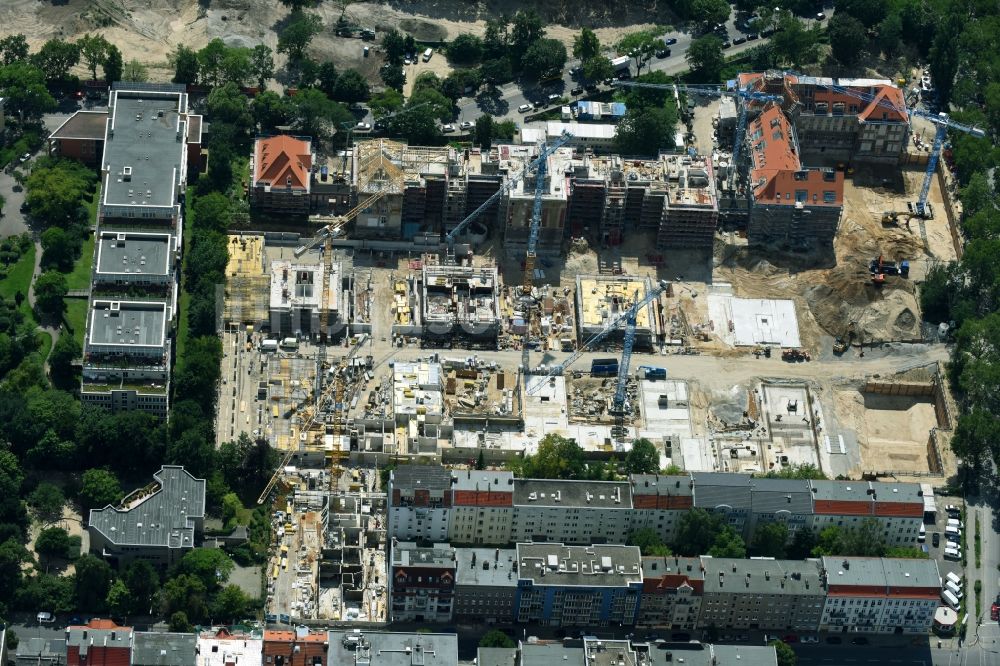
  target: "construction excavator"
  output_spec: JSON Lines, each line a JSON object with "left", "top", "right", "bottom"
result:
{"left": 833, "top": 322, "right": 857, "bottom": 354}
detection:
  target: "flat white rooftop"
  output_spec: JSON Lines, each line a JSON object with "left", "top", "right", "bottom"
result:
{"left": 96, "top": 231, "right": 172, "bottom": 276}
{"left": 637, "top": 379, "right": 693, "bottom": 443}
{"left": 522, "top": 374, "right": 624, "bottom": 453}
{"left": 708, "top": 290, "right": 801, "bottom": 347}
{"left": 269, "top": 260, "right": 339, "bottom": 312}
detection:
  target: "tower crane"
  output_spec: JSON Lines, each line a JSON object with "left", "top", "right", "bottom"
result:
{"left": 527, "top": 279, "right": 670, "bottom": 395}
{"left": 753, "top": 75, "right": 987, "bottom": 219}
{"left": 443, "top": 132, "right": 574, "bottom": 260}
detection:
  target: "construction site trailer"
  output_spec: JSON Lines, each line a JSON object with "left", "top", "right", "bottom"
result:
{"left": 261, "top": 339, "right": 279, "bottom": 352}
{"left": 280, "top": 337, "right": 299, "bottom": 350}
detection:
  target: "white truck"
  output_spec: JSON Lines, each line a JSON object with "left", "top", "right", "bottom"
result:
{"left": 261, "top": 339, "right": 279, "bottom": 353}
{"left": 609, "top": 56, "right": 631, "bottom": 72}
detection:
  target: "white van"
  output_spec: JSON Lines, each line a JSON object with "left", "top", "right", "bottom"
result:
{"left": 942, "top": 589, "right": 960, "bottom": 609}
{"left": 918, "top": 524, "right": 926, "bottom": 542}
{"left": 946, "top": 571, "right": 962, "bottom": 587}
{"left": 946, "top": 525, "right": 961, "bottom": 537}
{"left": 944, "top": 547, "right": 961, "bottom": 560}
{"left": 947, "top": 518, "right": 964, "bottom": 529}
{"left": 946, "top": 580, "right": 963, "bottom": 598}
{"left": 422, "top": 48, "right": 433, "bottom": 62}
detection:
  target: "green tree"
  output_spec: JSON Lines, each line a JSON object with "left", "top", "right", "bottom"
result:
{"left": 763, "top": 464, "right": 827, "bottom": 480}
{"left": 123, "top": 558, "right": 160, "bottom": 614}
{"left": 479, "top": 57, "right": 513, "bottom": 86}
{"left": 522, "top": 39, "right": 567, "bottom": 79}
{"left": 332, "top": 69, "right": 370, "bottom": 104}
{"left": 812, "top": 520, "right": 887, "bottom": 557}
{"left": 74, "top": 553, "right": 113, "bottom": 611}
{"left": 28, "top": 483, "right": 65, "bottom": 522}
{"left": 786, "top": 526, "right": 818, "bottom": 559}
{"left": 77, "top": 34, "right": 110, "bottom": 80}
{"left": 252, "top": 90, "right": 293, "bottom": 131}
{"left": 511, "top": 9, "right": 545, "bottom": 66}
{"left": 221, "top": 47, "right": 253, "bottom": 87}
{"left": 690, "top": 0, "right": 730, "bottom": 25}
{"left": 708, "top": 526, "right": 747, "bottom": 558}
{"left": 382, "top": 29, "right": 408, "bottom": 64}
{"left": 369, "top": 89, "right": 404, "bottom": 118}
{"left": 380, "top": 64, "right": 405, "bottom": 91}
{"left": 951, "top": 409, "right": 1000, "bottom": 475}
{"left": 171, "top": 45, "right": 200, "bottom": 85}
{"left": 685, "top": 35, "right": 725, "bottom": 82}
{"left": 0, "top": 63, "right": 57, "bottom": 121}
{"left": 828, "top": 13, "right": 868, "bottom": 68}
{"left": 574, "top": 27, "right": 602, "bottom": 61}
{"left": 770, "top": 12, "right": 821, "bottom": 68}
{"left": 169, "top": 611, "right": 193, "bottom": 632}
{"left": 15, "top": 571, "right": 74, "bottom": 613}
{"left": 213, "top": 584, "right": 249, "bottom": 622}
{"left": 449, "top": 34, "right": 484, "bottom": 65}
{"left": 173, "top": 548, "right": 234, "bottom": 591}
{"left": 751, "top": 521, "right": 789, "bottom": 558}
{"left": 0, "top": 34, "right": 28, "bottom": 66}
{"left": 278, "top": 10, "right": 323, "bottom": 62}
{"left": 625, "top": 438, "right": 660, "bottom": 474}
{"left": 162, "top": 574, "right": 208, "bottom": 622}
{"left": 35, "top": 527, "right": 77, "bottom": 560}
{"left": 197, "top": 39, "right": 228, "bottom": 87}
{"left": 31, "top": 39, "right": 81, "bottom": 83}
{"left": 105, "top": 579, "right": 130, "bottom": 615}
{"left": 33, "top": 271, "right": 68, "bottom": 318}
{"left": 511, "top": 433, "right": 589, "bottom": 479}
{"left": 483, "top": 16, "right": 511, "bottom": 58}
{"left": 79, "top": 468, "right": 122, "bottom": 513}
{"left": 25, "top": 158, "right": 98, "bottom": 228}
{"left": 123, "top": 58, "right": 149, "bottom": 83}
{"left": 672, "top": 508, "right": 726, "bottom": 556}
{"left": 207, "top": 82, "right": 253, "bottom": 128}
{"left": 627, "top": 528, "right": 672, "bottom": 556}
{"left": 582, "top": 55, "right": 613, "bottom": 83}
{"left": 250, "top": 44, "right": 274, "bottom": 90}
{"left": 615, "top": 107, "right": 678, "bottom": 156}
{"left": 479, "top": 629, "right": 515, "bottom": 649}
{"left": 290, "top": 88, "right": 348, "bottom": 138}
{"left": 770, "top": 640, "right": 797, "bottom": 666}
{"left": 279, "top": 0, "right": 318, "bottom": 8}
{"left": 617, "top": 30, "right": 660, "bottom": 76}
{"left": 103, "top": 44, "right": 123, "bottom": 83}
{"left": 474, "top": 114, "right": 495, "bottom": 150}
{"left": 0, "top": 539, "right": 29, "bottom": 603}
{"left": 315, "top": 61, "right": 338, "bottom": 97}
{"left": 40, "top": 227, "right": 78, "bottom": 271}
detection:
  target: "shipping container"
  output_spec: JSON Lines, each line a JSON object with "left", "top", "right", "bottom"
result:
{"left": 261, "top": 339, "right": 279, "bottom": 352}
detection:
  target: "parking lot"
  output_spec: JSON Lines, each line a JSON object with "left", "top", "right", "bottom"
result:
{"left": 923, "top": 498, "right": 966, "bottom": 611}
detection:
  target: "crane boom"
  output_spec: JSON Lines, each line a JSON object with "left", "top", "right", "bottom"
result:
{"left": 612, "top": 291, "right": 640, "bottom": 415}
{"left": 446, "top": 132, "right": 574, "bottom": 248}
{"left": 527, "top": 279, "right": 670, "bottom": 394}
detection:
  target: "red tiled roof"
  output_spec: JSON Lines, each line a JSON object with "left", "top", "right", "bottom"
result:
{"left": 67, "top": 646, "right": 131, "bottom": 666}
{"left": 452, "top": 490, "right": 513, "bottom": 506}
{"left": 255, "top": 135, "right": 311, "bottom": 190}
{"left": 873, "top": 501, "right": 924, "bottom": 517}
{"left": 814, "top": 499, "right": 871, "bottom": 516}
{"left": 633, "top": 495, "right": 693, "bottom": 510}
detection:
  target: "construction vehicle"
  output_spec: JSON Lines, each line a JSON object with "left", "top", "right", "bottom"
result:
{"left": 869, "top": 255, "right": 909, "bottom": 278}
{"left": 638, "top": 365, "right": 667, "bottom": 380}
{"left": 833, "top": 322, "right": 856, "bottom": 355}
{"left": 528, "top": 280, "right": 670, "bottom": 394}
{"left": 781, "top": 349, "right": 811, "bottom": 362}
{"left": 881, "top": 210, "right": 911, "bottom": 226}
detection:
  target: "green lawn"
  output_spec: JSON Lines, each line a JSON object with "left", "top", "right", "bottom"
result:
{"left": 84, "top": 184, "right": 101, "bottom": 228}
{"left": 64, "top": 298, "right": 89, "bottom": 349}
{"left": 65, "top": 233, "right": 95, "bottom": 291}
{"left": 35, "top": 329, "right": 52, "bottom": 362}
{"left": 175, "top": 196, "right": 194, "bottom": 362}
{"left": 0, "top": 244, "right": 36, "bottom": 317}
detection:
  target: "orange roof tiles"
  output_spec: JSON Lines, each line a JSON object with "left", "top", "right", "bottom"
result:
{"left": 452, "top": 489, "right": 513, "bottom": 506}
{"left": 873, "top": 501, "right": 924, "bottom": 517}
{"left": 254, "top": 135, "right": 312, "bottom": 191}
{"left": 633, "top": 495, "right": 693, "bottom": 510}
{"left": 814, "top": 499, "right": 871, "bottom": 516}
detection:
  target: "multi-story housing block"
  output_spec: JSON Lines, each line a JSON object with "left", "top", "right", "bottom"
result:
{"left": 819, "top": 556, "right": 941, "bottom": 634}
{"left": 390, "top": 541, "right": 457, "bottom": 622}
{"left": 514, "top": 543, "right": 643, "bottom": 627}
{"left": 699, "top": 558, "right": 825, "bottom": 632}
{"left": 638, "top": 556, "right": 704, "bottom": 629}
{"left": 453, "top": 547, "right": 518, "bottom": 623}
{"left": 387, "top": 466, "right": 453, "bottom": 542}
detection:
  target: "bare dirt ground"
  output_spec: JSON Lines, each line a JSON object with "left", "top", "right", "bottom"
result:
{"left": 0, "top": 0, "right": 665, "bottom": 87}
{"left": 834, "top": 390, "right": 941, "bottom": 476}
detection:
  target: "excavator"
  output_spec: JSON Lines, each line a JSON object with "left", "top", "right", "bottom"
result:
{"left": 833, "top": 322, "right": 857, "bottom": 354}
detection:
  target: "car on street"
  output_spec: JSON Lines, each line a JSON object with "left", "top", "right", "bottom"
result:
{"left": 459, "top": 121, "right": 475, "bottom": 130}
{"left": 355, "top": 122, "right": 371, "bottom": 131}
{"left": 585, "top": 83, "right": 599, "bottom": 93}
{"left": 37, "top": 611, "right": 54, "bottom": 623}
{"left": 722, "top": 40, "right": 732, "bottom": 48}
{"left": 547, "top": 93, "right": 561, "bottom": 103}
{"left": 932, "top": 532, "right": 941, "bottom": 547}
{"left": 655, "top": 48, "right": 671, "bottom": 58}
{"left": 571, "top": 86, "right": 584, "bottom": 95}
{"left": 816, "top": 12, "right": 827, "bottom": 20}
{"left": 801, "top": 635, "right": 819, "bottom": 644}
{"left": 441, "top": 124, "right": 456, "bottom": 133}
{"left": 733, "top": 36, "right": 747, "bottom": 45}
{"left": 746, "top": 33, "right": 759, "bottom": 41}
{"left": 517, "top": 103, "right": 533, "bottom": 113}
{"left": 665, "top": 37, "right": 678, "bottom": 45}
{"left": 19, "top": 153, "right": 30, "bottom": 163}
{"left": 851, "top": 637, "right": 869, "bottom": 646}
{"left": 825, "top": 636, "right": 842, "bottom": 644}
{"left": 991, "top": 602, "right": 999, "bottom": 621}
{"left": 12, "top": 183, "right": 22, "bottom": 192}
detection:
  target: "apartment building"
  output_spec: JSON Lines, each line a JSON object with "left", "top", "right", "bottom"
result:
{"left": 329, "top": 631, "right": 457, "bottom": 666}
{"left": 80, "top": 83, "right": 196, "bottom": 418}
{"left": 515, "top": 638, "right": 779, "bottom": 666}
{"left": 514, "top": 543, "right": 643, "bottom": 627}
{"left": 820, "top": 556, "right": 941, "bottom": 634}
{"left": 65, "top": 619, "right": 133, "bottom": 666}
{"left": 637, "top": 556, "right": 704, "bottom": 629}
{"left": 389, "top": 541, "right": 457, "bottom": 622}
{"left": 388, "top": 466, "right": 925, "bottom": 549}
{"left": 699, "top": 558, "right": 825, "bottom": 632}
{"left": 196, "top": 628, "right": 263, "bottom": 666}
{"left": 453, "top": 547, "right": 518, "bottom": 623}
{"left": 743, "top": 104, "right": 844, "bottom": 251}
{"left": 250, "top": 135, "right": 313, "bottom": 214}
{"left": 132, "top": 632, "right": 197, "bottom": 666}
{"left": 88, "top": 466, "right": 206, "bottom": 568}
{"left": 737, "top": 71, "right": 910, "bottom": 166}
{"left": 263, "top": 627, "right": 329, "bottom": 666}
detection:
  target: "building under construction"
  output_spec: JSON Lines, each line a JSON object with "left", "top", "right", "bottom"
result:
{"left": 269, "top": 259, "right": 347, "bottom": 338}
{"left": 419, "top": 265, "right": 500, "bottom": 340}
{"left": 224, "top": 234, "right": 270, "bottom": 327}
{"left": 498, "top": 143, "right": 574, "bottom": 257}
{"left": 576, "top": 275, "right": 659, "bottom": 348}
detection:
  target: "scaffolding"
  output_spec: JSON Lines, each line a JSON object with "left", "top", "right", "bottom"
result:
{"left": 224, "top": 234, "right": 269, "bottom": 325}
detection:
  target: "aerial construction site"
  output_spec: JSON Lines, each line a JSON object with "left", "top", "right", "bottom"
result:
{"left": 210, "top": 71, "right": 969, "bottom": 623}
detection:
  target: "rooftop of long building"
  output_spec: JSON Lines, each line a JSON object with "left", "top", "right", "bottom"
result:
{"left": 95, "top": 231, "right": 172, "bottom": 277}
{"left": 516, "top": 543, "right": 642, "bottom": 587}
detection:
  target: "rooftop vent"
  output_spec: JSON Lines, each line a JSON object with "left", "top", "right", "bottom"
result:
{"left": 123, "top": 166, "right": 132, "bottom": 181}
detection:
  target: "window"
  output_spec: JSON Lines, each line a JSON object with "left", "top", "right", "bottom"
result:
{"left": 795, "top": 190, "right": 808, "bottom": 203}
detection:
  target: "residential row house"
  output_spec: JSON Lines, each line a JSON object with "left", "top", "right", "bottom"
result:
{"left": 387, "top": 466, "right": 925, "bottom": 549}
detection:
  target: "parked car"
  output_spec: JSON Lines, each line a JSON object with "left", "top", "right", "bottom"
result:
{"left": 761, "top": 28, "right": 775, "bottom": 37}
{"left": 355, "top": 122, "right": 371, "bottom": 131}
{"left": 816, "top": 12, "right": 827, "bottom": 20}
{"left": 547, "top": 93, "right": 561, "bottom": 103}
{"left": 363, "top": 46, "right": 370, "bottom": 57}
{"left": 946, "top": 504, "right": 961, "bottom": 516}
{"left": 932, "top": 532, "right": 941, "bottom": 547}
{"left": 569, "top": 66, "right": 581, "bottom": 75}
{"left": 722, "top": 41, "right": 732, "bottom": 48}
{"left": 19, "top": 153, "right": 30, "bottom": 163}
{"left": 459, "top": 121, "right": 475, "bottom": 130}
{"left": 37, "top": 612, "right": 54, "bottom": 624}
{"left": 746, "top": 33, "right": 760, "bottom": 41}
{"left": 665, "top": 37, "right": 678, "bottom": 45}
{"left": 571, "top": 86, "right": 584, "bottom": 95}
{"left": 991, "top": 602, "right": 999, "bottom": 622}
{"left": 517, "top": 103, "right": 533, "bottom": 113}
{"left": 655, "top": 48, "right": 671, "bottom": 58}
{"left": 851, "top": 637, "right": 869, "bottom": 646}
{"left": 733, "top": 36, "right": 747, "bottom": 44}
{"left": 12, "top": 183, "right": 22, "bottom": 192}
{"left": 441, "top": 124, "right": 456, "bottom": 133}
{"left": 801, "top": 635, "right": 819, "bottom": 644}
{"left": 585, "top": 83, "right": 599, "bottom": 93}
{"left": 782, "top": 635, "right": 798, "bottom": 644}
